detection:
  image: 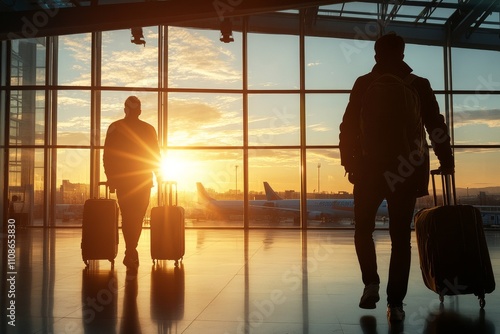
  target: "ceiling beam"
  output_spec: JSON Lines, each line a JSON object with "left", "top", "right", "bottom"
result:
{"left": 174, "top": 11, "right": 499, "bottom": 51}
{"left": 1, "top": 0, "right": 499, "bottom": 50}
{"left": 0, "top": 0, "right": 342, "bottom": 40}
{"left": 446, "top": 0, "right": 500, "bottom": 42}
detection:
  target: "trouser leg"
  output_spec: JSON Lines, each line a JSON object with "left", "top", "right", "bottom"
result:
{"left": 354, "top": 181, "right": 385, "bottom": 286}
{"left": 386, "top": 193, "right": 416, "bottom": 306}
{"left": 117, "top": 186, "right": 151, "bottom": 258}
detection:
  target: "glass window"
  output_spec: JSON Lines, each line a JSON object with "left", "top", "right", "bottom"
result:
{"left": 168, "top": 27, "right": 242, "bottom": 89}
{"left": 452, "top": 48, "right": 500, "bottom": 90}
{"left": 10, "top": 90, "right": 45, "bottom": 146}
{"left": 57, "top": 90, "right": 91, "bottom": 145}
{"left": 1, "top": 41, "right": 6, "bottom": 87}
{"left": 248, "top": 149, "right": 301, "bottom": 227}
{"left": 101, "top": 27, "right": 159, "bottom": 87}
{"left": 453, "top": 95, "right": 500, "bottom": 145}
{"left": 10, "top": 39, "right": 46, "bottom": 86}
{"left": 167, "top": 92, "right": 242, "bottom": 146}
{"left": 58, "top": 33, "right": 91, "bottom": 86}
{"left": 305, "top": 149, "right": 356, "bottom": 228}
{"left": 306, "top": 148, "right": 350, "bottom": 196}
{"left": 305, "top": 36, "right": 374, "bottom": 89}
{"left": 405, "top": 44, "right": 445, "bottom": 90}
{"left": 454, "top": 149, "right": 500, "bottom": 191}
{"left": 306, "top": 94, "right": 348, "bottom": 145}
{"left": 248, "top": 94, "right": 300, "bottom": 146}
{"left": 56, "top": 149, "right": 90, "bottom": 226}
{"left": 33, "top": 149, "right": 45, "bottom": 226}
{"left": 101, "top": 91, "right": 158, "bottom": 146}
{"left": 160, "top": 149, "right": 243, "bottom": 228}
{"left": 248, "top": 33, "right": 300, "bottom": 89}
{"left": 8, "top": 148, "right": 44, "bottom": 227}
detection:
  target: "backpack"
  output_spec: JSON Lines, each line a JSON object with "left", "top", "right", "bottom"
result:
{"left": 359, "top": 73, "right": 425, "bottom": 170}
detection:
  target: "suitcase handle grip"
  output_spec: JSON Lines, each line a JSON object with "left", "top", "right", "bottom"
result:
{"left": 430, "top": 169, "right": 456, "bottom": 206}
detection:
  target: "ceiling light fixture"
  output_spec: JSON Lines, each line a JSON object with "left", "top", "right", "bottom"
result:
{"left": 131, "top": 27, "right": 146, "bottom": 47}
{"left": 219, "top": 18, "right": 234, "bottom": 43}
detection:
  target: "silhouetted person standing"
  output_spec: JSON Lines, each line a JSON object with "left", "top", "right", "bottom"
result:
{"left": 104, "top": 96, "right": 160, "bottom": 272}
{"left": 339, "top": 33, "right": 454, "bottom": 322}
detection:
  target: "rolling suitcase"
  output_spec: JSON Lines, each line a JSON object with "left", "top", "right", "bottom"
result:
{"left": 81, "top": 182, "right": 119, "bottom": 267}
{"left": 151, "top": 181, "right": 185, "bottom": 266}
{"left": 414, "top": 169, "right": 495, "bottom": 308}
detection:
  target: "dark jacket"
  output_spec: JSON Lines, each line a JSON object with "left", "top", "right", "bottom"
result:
{"left": 103, "top": 117, "right": 160, "bottom": 190}
{"left": 339, "top": 60, "right": 454, "bottom": 197}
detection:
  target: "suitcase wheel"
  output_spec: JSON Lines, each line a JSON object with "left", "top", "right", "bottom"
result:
{"left": 439, "top": 295, "right": 444, "bottom": 304}
{"left": 109, "top": 259, "right": 115, "bottom": 268}
{"left": 479, "top": 297, "right": 486, "bottom": 309}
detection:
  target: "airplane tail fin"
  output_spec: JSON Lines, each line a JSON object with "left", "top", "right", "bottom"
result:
{"left": 264, "top": 182, "right": 283, "bottom": 201}
{"left": 197, "top": 182, "right": 216, "bottom": 204}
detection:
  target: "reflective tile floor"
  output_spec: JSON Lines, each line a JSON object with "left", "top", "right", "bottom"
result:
{"left": 1, "top": 228, "right": 500, "bottom": 334}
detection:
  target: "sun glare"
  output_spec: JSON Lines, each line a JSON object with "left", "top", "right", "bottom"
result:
{"left": 160, "top": 156, "right": 186, "bottom": 181}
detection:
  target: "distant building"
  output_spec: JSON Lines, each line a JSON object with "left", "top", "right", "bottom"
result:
{"left": 59, "top": 180, "right": 90, "bottom": 204}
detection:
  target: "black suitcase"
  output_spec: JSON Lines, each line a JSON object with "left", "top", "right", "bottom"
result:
{"left": 81, "top": 182, "right": 119, "bottom": 267}
{"left": 151, "top": 181, "right": 185, "bottom": 266}
{"left": 414, "top": 170, "right": 495, "bottom": 308}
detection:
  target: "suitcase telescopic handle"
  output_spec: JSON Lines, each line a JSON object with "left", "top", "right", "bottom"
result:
{"left": 430, "top": 169, "right": 457, "bottom": 206}
{"left": 98, "top": 181, "right": 111, "bottom": 199}
{"left": 158, "top": 181, "right": 177, "bottom": 207}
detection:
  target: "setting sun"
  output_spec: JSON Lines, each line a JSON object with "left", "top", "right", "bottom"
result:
{"left": 160, "top": 154, "right": 188, "bottom": 182}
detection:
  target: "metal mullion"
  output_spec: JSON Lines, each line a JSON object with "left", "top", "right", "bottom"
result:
{"left": 45, "top": 36, "right": 57, "bottom": 226}
{"left": 158, "top": 25, "right": 168, "bottom": 207}
{"left": 444, "top": 26, "right": 454, "bottom": 150}
{"left": 299, "top": 9, "right": 307, "bottom": 230}
{"left": 90, "top": 31, "right": 102, "bottom": 199}
{"left": 243, "top": 17, "right": 249, "bottom": 230}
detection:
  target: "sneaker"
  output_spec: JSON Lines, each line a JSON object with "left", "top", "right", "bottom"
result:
{"left": 387, "top": 305, "right": 405, "bottom": 322}
{"left": 359, "top": 283, "right": 380, "bottom": 309}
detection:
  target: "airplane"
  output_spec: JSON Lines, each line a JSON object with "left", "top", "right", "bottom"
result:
{"left": 196, "top": 182, "right": 270, "bottom": 220}
{"left": 196, "top": 182, "right": 389, "bottom": 224}
{"left": 263, "top": 182, "right": 389, "bottom": 223}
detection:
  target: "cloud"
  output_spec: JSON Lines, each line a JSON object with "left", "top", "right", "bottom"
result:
{"left": 58, "top": 34, "right": 92, "bottom": 85}
{"left": 307, "top": 123, "right": 331, "bottom": 132}
{"left": 60, "top": 34, "right": 92, "bottom": 61}
{"left": 57, "top": 131, "right": 91, "bottom": 146}
{"left": 168, "top": 28, "right": 241, "bottom": 85}
{"left": 57, "top": 27, "right": 241, "bottom": 88}
{"left": 58, "top": 95, "right": 90, "bottom": 108}
{"left": 167, "top": 99, "right": 243, "bottom": 145}
{"left": 307, "top": 61, "right": 321, "bottom": 67}
{"left": 101, "top": 46, "right": 159, "bottom": 87}
{"left": 169, "top": 99, "right": 221, "bottom": 126}
{"left": 454, "top": 109, "right": 500, "bottom": 127}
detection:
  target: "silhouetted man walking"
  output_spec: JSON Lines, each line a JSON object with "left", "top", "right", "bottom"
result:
{"left": 104, "top": 96, "right": 160, "bottom": 272}
{"left": 339, "top": 33, "right": 454, "bottom": 322}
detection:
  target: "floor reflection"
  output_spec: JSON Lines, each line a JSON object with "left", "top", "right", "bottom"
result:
{"left": 120, "top": 273, "right": 141, "bottom": 334}
{"left": 81, "top": 266, "right": 118, "bottom": 333}
{"left": 423, "top": 309, "right": 495, "bottom": 334}
{"left": 150, "top": 262, "right": 185, "bottom": 333}
{"left": 2, "top": 228, "right": 500, "bottom": 334}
